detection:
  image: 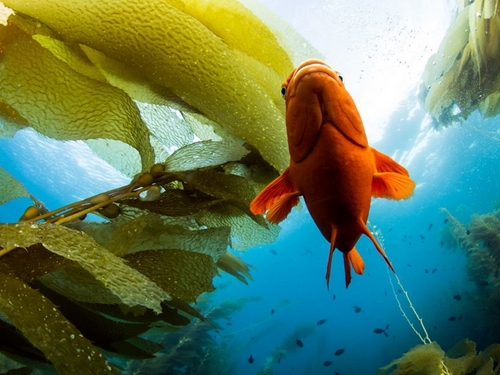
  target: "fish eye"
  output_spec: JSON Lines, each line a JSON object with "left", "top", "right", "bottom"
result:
{"left": 280, "top": 85, "right": 286, "bottom": 98}
{"left": 338, "top": 74, "right": 344, "bottom": 82}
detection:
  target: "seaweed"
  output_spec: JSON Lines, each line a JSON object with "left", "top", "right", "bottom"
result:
{"left": 420, "top": 0, "right": 500, "bottom": 128}
{"left": 377, "top": 339, "right": 500, "bottom": 375}
{"left": 441, "top": 208, "right": 500, "bottom": 342}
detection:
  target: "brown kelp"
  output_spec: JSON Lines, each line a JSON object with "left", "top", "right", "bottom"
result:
{"left": 377, "top": 338, "right": 500, "bottom": 375}
{"left": 441, "top": 208, "right": 500, "bottom": 342}
{"left": 0, "top": 0, "right": 321, "bottom": 373}
{"left": 420, "top": 0, "right": 500, "bottom": 127}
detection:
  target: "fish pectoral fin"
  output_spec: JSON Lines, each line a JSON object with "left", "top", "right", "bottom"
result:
{"left": 250, "top": 167, "right": 298, "bottom": 217}
{"left": 372, "top": 172, "right": 415, "bottom": 200}
{"left": 358, "top": 220, "right": 396, "bottom": 273}
{"left": 371, "top": 147, "right": 410, "bottom": 176}
{"left": 266, "top": 191, "right": 301, "bottom": 223}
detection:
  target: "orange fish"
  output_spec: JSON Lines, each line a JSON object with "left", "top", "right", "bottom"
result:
{"left": 250, "top": 59, "right": 415, "bottom": 288}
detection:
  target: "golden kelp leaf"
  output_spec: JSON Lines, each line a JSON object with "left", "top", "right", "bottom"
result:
{"left": 0, "top": 243, "right": 74, "bottom": 282}
{"left": 0, "top": 166, "right": 30, "bottom": 206}
{"left": 0, "top": 223, "right": 170, "bottom": 313}
{"left": 194, "top": 203, "right": 280, "bottom": 250}
{"left": 124, "top": 189, "right": 225, "bottom": 217}
{"left": 165, "top": 140, "right": 249, "bottom": 172}
{"left": 2, "top": 0, "right": 290, "bottom": 172}
{"left": 40, "top": 266, "right": 123, "bottom": 304}
{"left": 217, "top": 252, "right": 253, "bottom": 285}
{"left": 125, "top": 249, "right": 217, "bottom": 303}
{"left": 0, "top": 20, "right": 154, "bottom": 172}
{"left": 0, "top": 267, "right": 117, "bottom": 375}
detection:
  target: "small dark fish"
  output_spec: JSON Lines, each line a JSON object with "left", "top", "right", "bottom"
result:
{"left": 296, "top": 339, "right": 304, "bottom": 348}
{"left": 420, "top": 235, "right": 425, "bottom": 240}
{"left": 278, "top": 352, "right": 283, "bottom": 364}
{"left": 425, "top": 269, "right": 429, "bottom": 273}
{"left": 397, "top": 289, "right": 403, "bottom": 294}
{"left": 373, "top": 328, "right": 385, "bottom": 334}
{"left": 478, "top": 280, "right": 489, "bottom": 287}
{"left": 352, "top": 305, "right": 362, "bottom": 313}
{"left": 270, "top": 249, "right": 278, "bottom": 255}
{"left": 432, "top": 268, "right": 437, "bottom": 274}
{"left": 334, "top": 349, "right": 345, "bottom": 356}
{"left": 466, "top": 230, "right": 470, "bottom": 235}
{"left": 323, "top": 361, "right": 333, "bottom": 367}
{"left": 428, "top": 223, "right": 433, "bottom": 231}
{"left": 433, "top": 325, "right": 437, "bottom": 329}
{"left": 332, "top": 294, "right": 336, "bottom": 301}
{"left": 386, "top": 324, "right": 390, "bottom": 330}
{"left": 389, "top": 227, "right": 393, "bottom": 232}
{"left": 271, "top": 309, "right": 275, "bottom": 314}
{"left": 305, "top": 248, "right": 313, "bottom": 254}
{"left": 440, "top": 241, "right": 444, "bottom": 246}
{"left": 407, "top": 263, "right": 412, "bottom": 267}
{"left": 316, "top": 319, "right": 327, "bottom": 326}
{"left": 248, "top": 355, "right": 254, "bottom": 364}
{"left": 335, "top": 372, "right": 340, "bottom": 375}
{"left": 453, "top": 294, "right": 461, "bottom": 301}
{"left": 448, "top": 316, "right": 457, "bottom": 322}
{"left": 226, "top": 322, "right": 232, "bottom": 326}
{"left": 444, "top": 218, "right": 448, "bottom": 224}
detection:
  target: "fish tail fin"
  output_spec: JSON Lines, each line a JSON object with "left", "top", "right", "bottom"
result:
{"left": 343, "top": 247, "right": 365, "bottom": 288}
{"left": 250, "top": 167, "right": 300, "bottom": 223}
{"left": 371, "top": 147, "right": 415, "bottom": 200}
{"left": 358, "top": 220, "right": 396, "bottom": 274}
{"left": 326, "top": 225, "right": 338, "bottom": 290}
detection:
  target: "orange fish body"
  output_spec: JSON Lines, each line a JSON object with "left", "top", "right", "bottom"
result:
{"left": 250, "top": 60, "right": 415, "bottom": 288}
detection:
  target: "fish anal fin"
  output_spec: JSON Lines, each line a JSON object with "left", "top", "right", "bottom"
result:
{"left": 348, "top": 247, "right": 365, "bottom": 275}
{"left": 342, "top": 247, "right": 365, "bottom": 289}
{"left": 358, "top": 220, "right": 396, "bottom": 274}
{"left": 326, "top": 225, "right": 338, "bottom": 290}
{"left": 266, "top": 191, "right": 301, "bottom": 223}
{"left": 371, "top": 147, "right": 410, "bottom": 176}
{"left": 372, "top": 172, "right": 415, "bottom": 200}
{"left": 250, "top": 167, "right": 296, "bottom": 215}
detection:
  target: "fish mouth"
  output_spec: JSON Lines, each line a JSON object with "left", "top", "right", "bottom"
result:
{"left": 289, "top": 59, "right": 340, "bottom": 93}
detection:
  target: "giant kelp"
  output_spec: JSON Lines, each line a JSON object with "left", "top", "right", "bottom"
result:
{"left": 0, "top": 0, "right": 321, "bottom": 373}
{"left": 420, "top": 0, "right": 500, "bottom": 127}
{"left": 441, "top": 208, "right": 500, "bottom": 343}
{"left": 377, "top": 339, "right": 500, "bottom": 375}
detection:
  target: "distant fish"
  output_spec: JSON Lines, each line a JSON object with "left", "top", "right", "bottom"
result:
{"left": 352, "top": 305, "right": 362, "bottom": 313}
{"left": 433, "top": 325, "right": 437, "bottom": 329}
{"left": 248, "top": 355, "right": 254, "bottom": 364}
{"left": 316, "top": 318, "right": 328, "bottom": 326}
{"left": 373, "top": 324, "right": 390, "bottom": 337}
{"left": 305, "top": 248, "right": 313, "bottom": 254}
{"left": 323, "top": 361, "right": 333, "bottom": 367}
{"left": 271, "top": 309, "right": 275, "bottom": 314}
{"left": 334, "top": 348, "right": 345, "bottom": 356}
{"left": 226, "top": 322, "right": 232, "bottom": 326}
{"left": 296, "top": 339, "right": 304, "bottom": 348}
{"left": 425, "top": 269, "right": 429, "bottom": 273}
{"left": 428, "top": 223, "right": 433, "bottom": 231}
{"left": 407, "top": 263, "right": 411, "bottom": 267}
{"left": 466, "top": 230, "right": 470, "bottom": 235}
{"left": 453, "top": 294, "right": 461, "bottom": 301}
{"left": 448, "top": 316, "right": 457, "bottom": 322}
{"left": 478, "top": 280, "right": 489, "bottom": 287}
{"left": 444, "top": 218, "right": 448, "bottom": 224}
{"left": 270, "top": 249, "right": 278, "bottom": 255}
{"left": 420, "top": 235, "right": 425, "bottom": 240}
{"left": 432, "top": 268, "right": 437, "bottom": 274}
{"left": 333, "top": 294, "right": 337, "bottom": 301}
{"left": 397, "top": 289, "right": 403, "bottom": 294}
{"left": 335, "top": 372, "right": 340, "bottom": 375}
{"left": 440, "top": 241, "right": 444, "bottom": 246}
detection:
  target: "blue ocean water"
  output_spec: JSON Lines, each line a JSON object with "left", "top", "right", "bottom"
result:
{"left": 1, "top": 83, "right": 499, "bottom": 374}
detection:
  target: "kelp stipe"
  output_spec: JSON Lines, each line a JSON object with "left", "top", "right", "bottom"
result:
{"left": 372, "top": 225, "right": 453, "bottom": 375}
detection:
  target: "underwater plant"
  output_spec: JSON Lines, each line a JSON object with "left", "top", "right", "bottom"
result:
{"left": 0, "top": 0, "right": 322, "bottom": 373}
{"left": 377, "top": 338, "right": 500, "bottom": 375}
{"left": 420, "top": 0, "right": 500, "bottom": 127}
{"left": 440, "top": 208, "right": 500, "bottom": 344}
